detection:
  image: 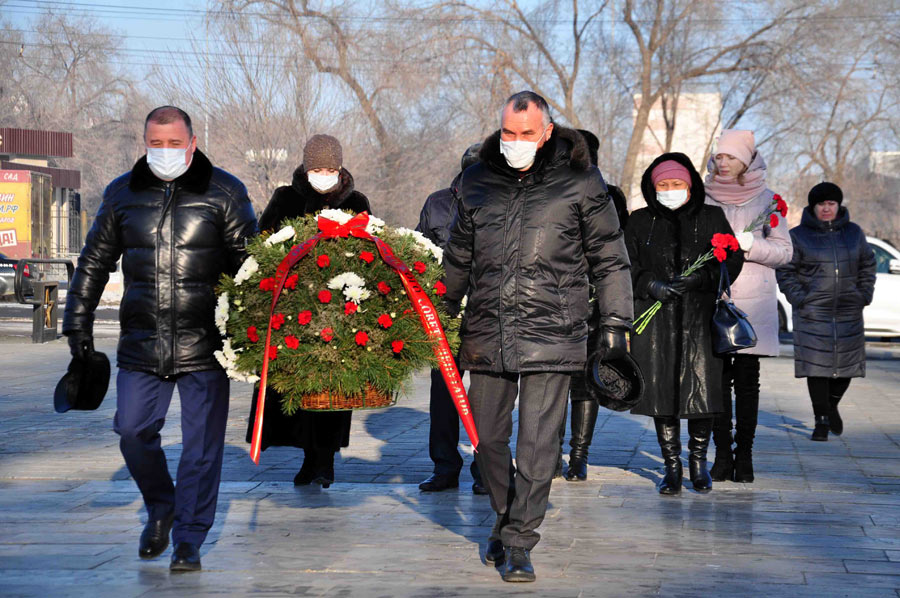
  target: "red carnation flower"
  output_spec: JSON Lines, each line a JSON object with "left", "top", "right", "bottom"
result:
{"left": 271, "top": 313, "right": 285, "bottom": 330}
{"left": 267, "top": 345, "right": 278, "bottom": 360}
{"left": 769, "top": 213, "right": 779, "bottom": 228}
{"left": 318, "top": 290, "right": 332, "bottom": 303}
{"left": 284, "top": 335, "right": 300, "bottom": 350}
{"left": 413, "top": 261, "right": 427, "bottom": 274}
{"left": 247, "top": 326, "right": 259, "bottom": 343}
{"left": 259, "top": 277, "right": 275, "bottom": 292}
{"left": 727, "top": 235, "right": 739, "bottom": 251}
{"left": 391, "top": 340, "right": 404, "bottom": 354}
{"left": 360, "top": 251, "right": 375, "bottom": 264}
{"left": 774, "top": 194, "right": 788, "bottom": 218}
{"left": 713, "top": 247, "right": 727, "bottom": 263}
{"left": 344, "top": 301, "right": 358, "bottom": 315}
{"left": 378, "top": 313, "right": 393, "bottom": 329}
{"left": 297, "top": 310, "right": 312, "bottom": 325}
{"left": 377, "top": 281, "right": 391, "bottom": 295}
{"left": 355, "top": 330, "right": 369, "bottom": 346}
{"left": 433, "top": 280, "right": 447, "bottom": 296}
{"left": 321, "top": 327, "right": 334, "bottom": 342}
{"left": 317, "top": 254, "right": 330, "bottom": 268}
{"left": 284, "top": 274, "right": 298, "bottom": 290}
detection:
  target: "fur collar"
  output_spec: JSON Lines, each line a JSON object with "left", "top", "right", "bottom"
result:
{"left": 128, "top": 149, "right": 213, "bottom": 193}
{"left": 479, "top": 125, "right": 590, "bottom": 176}
{"left": 291, "top": 165, "right": 357, "bottom": 207}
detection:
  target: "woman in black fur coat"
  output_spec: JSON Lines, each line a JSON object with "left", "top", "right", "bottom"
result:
{"left": 245, "top": 134, "right": 371, "bottom": 487}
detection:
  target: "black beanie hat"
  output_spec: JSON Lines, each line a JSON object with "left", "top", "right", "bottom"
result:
{"left": 808, "top": 182, "right": 843, "bottom": 208}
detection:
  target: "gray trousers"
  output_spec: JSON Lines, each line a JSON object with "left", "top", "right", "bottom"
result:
{"left": 469, "top": 371, "right": 571, "bottom": 550}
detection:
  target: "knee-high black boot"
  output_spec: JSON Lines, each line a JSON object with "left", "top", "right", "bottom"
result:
{"left": 654, "top": 417, "right": 682, "bottom": 495}
{"left": 688, "top": 418, "right": 713, "bottom": 493}
{"left": 732, "top": 356, "right": 760, "bottom": 483}
{"left": 565, "top": 400, "right": 599, "bottom": 481}
{"left": 709, "top": 415, "right": 734, "bottom": 482}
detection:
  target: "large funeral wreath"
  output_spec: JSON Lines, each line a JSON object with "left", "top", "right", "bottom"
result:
{"left": 214, "top": 209, "right": 460, "bottom": 414}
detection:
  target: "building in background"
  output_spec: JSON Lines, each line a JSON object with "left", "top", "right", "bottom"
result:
{"left": 629, "top": 91, "right": 722, "bottom": 210}
{"left": 0, "top": 127, "right": 83, "bottom": 259}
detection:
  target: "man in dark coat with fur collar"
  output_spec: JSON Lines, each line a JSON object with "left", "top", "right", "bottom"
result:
{"left": 63, "top": 106, "right": 257, "bottom": 572}
{"left": 442, "top": 91, "right": 633, "bottom": 582}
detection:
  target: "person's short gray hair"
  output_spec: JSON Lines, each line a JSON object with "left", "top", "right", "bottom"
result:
{"left": 501, "top": 91, "right": 552, "bottom": 128}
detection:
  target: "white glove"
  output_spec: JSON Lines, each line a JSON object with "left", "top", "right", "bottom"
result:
{"left": 736, "top": 231, "right": 754, "bottom": 252}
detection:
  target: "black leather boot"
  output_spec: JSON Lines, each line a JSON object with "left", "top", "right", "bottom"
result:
{"left": 654, "top": 417, "right": 682, "bottom": 496}
{"left": 688, "top": 418, "right": 713, "bottom": 493}
{"left": 709, "top": 416, "right": 734, "bottom": 482}
{"left": 565, "top": 400, "right": 599, "bottom": 481}
{"left": 811, "top": 415, "right": 829, "bottom": 441}
{"left": 554, "top": 401, "right": 567, "bottom": 479}
{"left": 293, "top": 449, "right": 316, "bottom": 486}
{"left": 312, "top": 448, "right": 336, "bottom": 488}
{"left": 732, "top": 356, "right": 759, "bottom": 483}
{"left": 733, "top": 416, "right": 756, "bottom": 484}
{"left": 828, "top": 397, "right": 843, "bottom": 435}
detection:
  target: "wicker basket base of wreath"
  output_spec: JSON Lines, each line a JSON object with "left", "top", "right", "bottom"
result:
{"left": 298, "top": 384, "right": 396, "bottom": 411}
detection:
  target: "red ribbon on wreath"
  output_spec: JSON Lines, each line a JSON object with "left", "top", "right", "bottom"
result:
{"left": 249, "top": 212, "right": 479, "bottom": 464}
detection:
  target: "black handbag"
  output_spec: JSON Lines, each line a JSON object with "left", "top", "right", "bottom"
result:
{"left": 711, "top": 262, "right": 757, "bottom": 354}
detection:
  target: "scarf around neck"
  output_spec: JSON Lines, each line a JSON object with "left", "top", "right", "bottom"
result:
{"left": 705, "top": 151, "right": 768, "bottom": 205}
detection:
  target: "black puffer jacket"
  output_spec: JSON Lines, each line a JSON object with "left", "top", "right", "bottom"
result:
{"left": 626, "top": 153, "right": 743, "bottom": 418}
{"left": 443, "top": 127, "right": 633, "bottom": 373}
{"left": 415, "top": 171, "right": 462, "bottom": 249}
{"left": 63, "top": 150, "right": 258, "bottom": 375}
{"left": 776, "top": 206, "right": 876, "bottom": 378}
{"left": 258, "top": 166, "right": 370, "bottom": 232}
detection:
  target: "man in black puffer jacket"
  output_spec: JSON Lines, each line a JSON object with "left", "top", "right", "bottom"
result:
{"left": 443, "top": 92, "right": 633, "bottom": 582}
{"left": 63, "top": 106, "right": 257, "bottom": 572}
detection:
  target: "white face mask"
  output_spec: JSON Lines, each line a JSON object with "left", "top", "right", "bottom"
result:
{"left": 308, "top": 171, "right": 340, "bottom": 193}
{"left": 146, "top": 147, "right": 191, "bottom": 181}
{"left": 499, "top": 126, "right": 548, "bottom": 170}
{"left": 656, "top": 188, "right": 689, "bottom": 210}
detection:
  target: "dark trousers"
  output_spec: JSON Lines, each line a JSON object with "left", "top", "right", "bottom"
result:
{"left": 114, "top": 368, "right": 230, "bottom": 547}
{"left": 427, "top": 367, "right": 481, "bottom": 483}
{"left": 807, "top": 377, "right": 851, "bottom": 416}
{"left": 716, "top": 354, "right": 760, "bottom": 453}
{"left": 469, "top": 371, "right": 571, "bottom": 550}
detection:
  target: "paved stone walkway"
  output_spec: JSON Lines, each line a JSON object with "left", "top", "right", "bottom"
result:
{"left": 0, "top": 333, "right": 898, "bottom": 597}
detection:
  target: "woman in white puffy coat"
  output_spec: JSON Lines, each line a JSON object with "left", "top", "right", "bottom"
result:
{"left": 704, "top": 130, "right": 793, "bottom": 484}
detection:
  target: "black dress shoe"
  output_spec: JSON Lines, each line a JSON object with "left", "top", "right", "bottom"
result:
{"left": 138, "top": 513, "right": 174, "bottom": 559}
{"left": 418, "top": 473, "right": 459, "bottom": 492}
{"left": 471, "top": 481, "right": 488, "bottom": 495}
{"left": 484, "top": 539, "right": 504, "bottom": 565}
{"left": 502, "top": 547, "right": 536, "bottom": 582}
{"left": 169, "top": 542, "right": 201, "bottom": 572}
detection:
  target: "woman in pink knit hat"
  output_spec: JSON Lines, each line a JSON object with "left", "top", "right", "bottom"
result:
{"left": 704, "top": 130, "right": 793, "bottom": 483}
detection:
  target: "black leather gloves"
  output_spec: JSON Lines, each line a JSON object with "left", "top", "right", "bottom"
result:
{"left": 67, "top": 332, "right": 94, "bottom": 361}
{"left": 670, "top": 271, "right": 703, "bottom": 295}
{"left": 442, "top": 299, "right": 461, "bottom": 319}
{"left": 647, "top": 280, "right": 681, "bottom": 302}
{"left": 597, "top": 327, "right": 628, "bottom": 361}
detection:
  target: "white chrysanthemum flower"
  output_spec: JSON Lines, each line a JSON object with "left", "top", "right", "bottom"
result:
{"left": 233, "top": 256, "right": 258, "bottom": 286}
{"left": 365, "top": 215, "right": 386, "bottom": 235}
{"left": 395, "top": 227, "right": 443, "bottom": 264}
{"left": 264, "top": 225, "right": 295, "bottom": 246}
{"left": 215, "top": 292, "right": 229, "bottom": 336}
{"left": 327, "top": 272, "right": 366, "bottom": 291}
{"left": 216, "top": 339, "right": 257, "bottom": 383}
{"left": 344, "top": 285, "right": 372, "bottom": 304}
{"left": 318, "top": 209, "right": 353, "bottom": 225}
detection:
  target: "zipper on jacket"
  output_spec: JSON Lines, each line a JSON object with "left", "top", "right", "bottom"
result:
{"left": 157, "top": 183, "right": 176, "bottom": 375}
{"left": 828, "top": 222, "right": 839, "bottom": 378}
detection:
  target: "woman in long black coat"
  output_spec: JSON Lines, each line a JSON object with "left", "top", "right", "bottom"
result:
{"left": 625, "top": 153, "right": 742, "bottom": 495}
{"left": 245, "top": 134, "right": 371, "bottom": 487}
{"left": 776, "top": 182, "right": 875, "bottom": 441}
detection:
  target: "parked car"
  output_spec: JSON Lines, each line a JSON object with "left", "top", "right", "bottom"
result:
{"left": 0, "top": 253, "right": 31, "bottom": 299}
{"left": 776, "top": 236, "right": 900, "bottom": 338}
